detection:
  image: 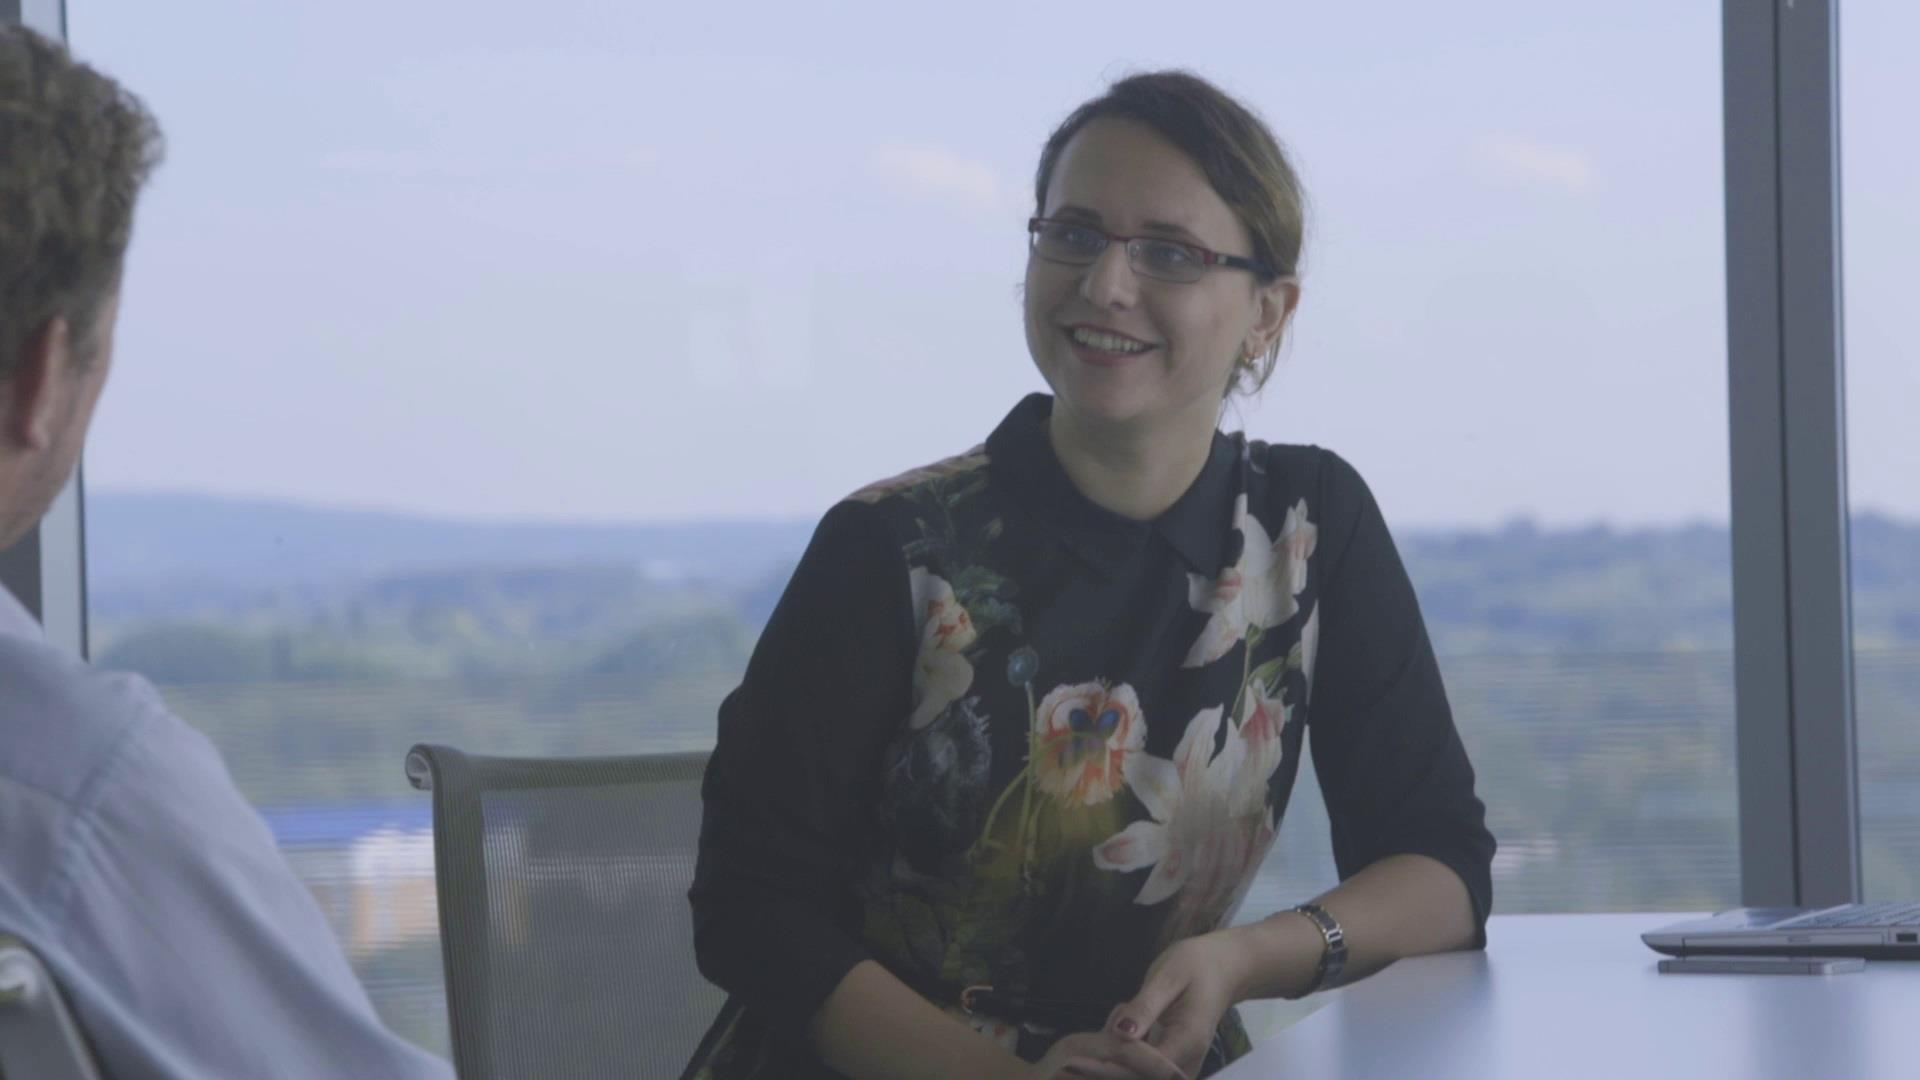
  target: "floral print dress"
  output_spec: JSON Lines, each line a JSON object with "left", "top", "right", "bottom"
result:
{"left": 684, "top": 394, "right": 1494, "bottom": 1079}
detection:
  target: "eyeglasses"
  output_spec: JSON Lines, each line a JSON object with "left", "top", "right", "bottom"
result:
{"left": 1027, "top": 216, "right": 1277, "bottom": 284}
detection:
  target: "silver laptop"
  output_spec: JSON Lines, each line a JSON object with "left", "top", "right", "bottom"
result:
{"left": 1643, "top": 903, "right": 1920, "bottom": 959}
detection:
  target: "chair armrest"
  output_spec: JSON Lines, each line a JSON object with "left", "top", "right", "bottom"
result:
{"left": 405, "top": 746, "right": 436, "bottom": 792}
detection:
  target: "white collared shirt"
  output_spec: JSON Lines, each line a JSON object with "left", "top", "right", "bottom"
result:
{"left": 0, "top": 584, "right": 452, "bottom": 1079}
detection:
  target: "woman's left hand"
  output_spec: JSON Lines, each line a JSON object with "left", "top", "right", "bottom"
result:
{"left": 1102, "top": 931, "right": 1247, "bottom": 1078}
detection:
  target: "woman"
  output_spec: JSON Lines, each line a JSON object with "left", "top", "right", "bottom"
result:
{"left": 686, "top": 70, "right": 1494, "bottom": 1080}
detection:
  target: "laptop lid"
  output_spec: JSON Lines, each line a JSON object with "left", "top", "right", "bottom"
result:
{"left": 1642, "top": 904, "right": 1920, "bottom": 959}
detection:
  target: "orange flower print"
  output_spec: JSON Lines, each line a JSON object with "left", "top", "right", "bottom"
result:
{"left": 1032, "top": 681, "right": 1145, "bottom": 807}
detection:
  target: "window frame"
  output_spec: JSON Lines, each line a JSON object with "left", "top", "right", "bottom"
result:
{"left": 1724, "top": 0, "right": 1861, "bottom": 908}
{"left": 0, "top": 1, "right": 88, "bottom": 661}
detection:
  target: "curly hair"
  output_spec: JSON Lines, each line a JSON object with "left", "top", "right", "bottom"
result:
{"left": 0, "top": 24, "right": 162, "bottom": 380}
{"left": 1034, "top": 71, "right": 1306, "bottom": 398}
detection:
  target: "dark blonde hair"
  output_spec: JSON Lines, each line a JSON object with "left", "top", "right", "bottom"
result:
{"left": 0, "top": 24, "right": 162, "bottom": 378}
{"left": 1034, "top": 70, "right": 1306, "bottom": 395}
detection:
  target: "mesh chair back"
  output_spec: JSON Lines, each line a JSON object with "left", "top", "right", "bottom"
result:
{"left": 407, "top": 744, "right": 721, "bottom": 1080}
{"left": 0, "top": 935, "right": 103, "bottom": 1080}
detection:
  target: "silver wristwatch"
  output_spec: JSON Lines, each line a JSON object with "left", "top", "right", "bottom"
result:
{"left": 1291, "top": 902, "right": 1347, "bottom": 995}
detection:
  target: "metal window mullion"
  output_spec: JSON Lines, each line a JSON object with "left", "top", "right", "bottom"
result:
{"left": 0, "top": 0, "right": 23, "bottom": 620}
{"left": 1726, "top": 1, "right": 1797, "bottom": 908}
{"left": 0, "top": 0, "right": 86, "bottom": 658}
{"left": 33, "top": 473, "right": 89, "bottom": 657}
{"left": 1725, "top": 0, "right": 1859, "bottom": 909}
{"left": 1776, "top": 0, "right": 1859, "bottom": 907}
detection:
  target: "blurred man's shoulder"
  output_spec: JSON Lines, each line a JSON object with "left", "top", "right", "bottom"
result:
{"left": 0, "top": 618, "right": 186, "bottom": 811}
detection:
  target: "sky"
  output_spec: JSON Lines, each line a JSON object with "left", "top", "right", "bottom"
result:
{"left": 59, "top": 0, "right": 1920, "bottom": 529}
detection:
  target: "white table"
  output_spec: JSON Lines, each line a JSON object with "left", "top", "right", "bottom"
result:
{"left": 1220, "top": 912, "right": 1920, "bottom": 1079}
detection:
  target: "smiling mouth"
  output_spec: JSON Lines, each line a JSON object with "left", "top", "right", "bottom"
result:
{"left": 1063, "top": 326, "right": 1157, "bottom": 357}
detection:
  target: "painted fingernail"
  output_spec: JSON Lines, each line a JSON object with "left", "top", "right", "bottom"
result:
{"left": 1116, "top": 1018, "right": 1139, "bottom": 1037}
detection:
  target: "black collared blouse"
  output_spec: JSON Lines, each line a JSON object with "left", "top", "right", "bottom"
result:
{"left": 686, "top": 394, "right": 1494, "bottom": 1078}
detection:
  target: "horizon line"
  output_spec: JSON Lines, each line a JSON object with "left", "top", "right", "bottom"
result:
{"left": 86, "top": 486, "right": 1920, "bottom": 535}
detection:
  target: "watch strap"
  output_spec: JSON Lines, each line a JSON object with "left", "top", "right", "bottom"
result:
{"left": 1291, "top": 902, "right": 1348, "bottom": 995}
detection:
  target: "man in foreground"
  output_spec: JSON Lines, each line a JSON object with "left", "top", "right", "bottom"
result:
{"left": 0, "top": 24, "right": 451, "bottom": 1078}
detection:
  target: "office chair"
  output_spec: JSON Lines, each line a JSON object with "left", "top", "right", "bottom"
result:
{"left": 0, "top": 934, "right": 104, "bottom": 1080}
{"left": 406, "top": 744, "right": 721, "bottom": 1080}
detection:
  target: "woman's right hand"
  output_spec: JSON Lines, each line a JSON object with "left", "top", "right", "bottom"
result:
{"left": 1026, "top": 1031, "right": 1190, "bottom": 1080}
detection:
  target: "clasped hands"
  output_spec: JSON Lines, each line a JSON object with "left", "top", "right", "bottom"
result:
{"left": 1027, "top": 927, "right": 1251, "bottom": 1080}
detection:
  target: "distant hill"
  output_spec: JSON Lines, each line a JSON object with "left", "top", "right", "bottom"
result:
{"left": 86, "top": 492, "right": 815, "bottom": 602}
{"left": 82, "top": 493, "right": 1920, "bottom": 655}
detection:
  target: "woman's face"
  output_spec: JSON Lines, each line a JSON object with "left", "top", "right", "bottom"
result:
{"left": 1024, "top": 117, "right": 1295, "bottom": 436}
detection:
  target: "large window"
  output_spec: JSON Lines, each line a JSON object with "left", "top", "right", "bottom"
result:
{"left": 1237, "top": 4, "right": 1737, "bottom": 917}
{"left": 1841, "top": 1, "right": 1920, "bottom": 902}
{"left": 71, "top": 0, "right": 1734, "bottom": 1055}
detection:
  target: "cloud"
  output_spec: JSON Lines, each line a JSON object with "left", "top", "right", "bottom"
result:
{"left": 318, "top": 145, "right": 658, "bottom": 181}
{"left": 1472, "top": 134, "right": 1596, "bottom": 193}
{"left": 869, "top": 143, "right": 1007, "bottom": 210}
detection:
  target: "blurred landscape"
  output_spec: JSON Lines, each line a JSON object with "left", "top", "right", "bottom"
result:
{"left": 82, "top": 492, "right": 1920, "bottom": 1055}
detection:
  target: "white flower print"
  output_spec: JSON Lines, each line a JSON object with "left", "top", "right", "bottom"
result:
{"left": 1091, "top": 696, "right": 1288, "bottom": 920}
{"left": 908, "top": 567, "right": 977, "bottom": 730}
{"left": 1298, "top": 601, "right": 1320, "bottom": 704}
{"left": 1233, "top": 677, "right": 1290, "bottom": 818}
{"left": 1182, "top": 496, "right": 1319, "bottom": 668}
